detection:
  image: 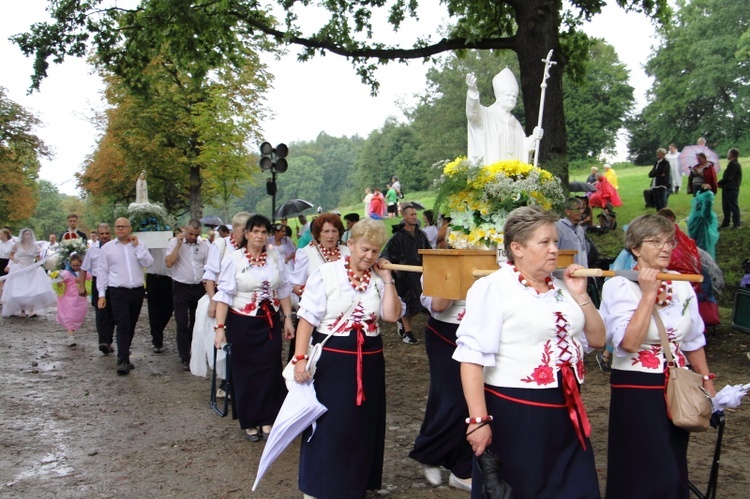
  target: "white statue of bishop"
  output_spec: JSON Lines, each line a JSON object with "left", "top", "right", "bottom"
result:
{"left": 466, "top": 68, "right": 543, "bottom": 165}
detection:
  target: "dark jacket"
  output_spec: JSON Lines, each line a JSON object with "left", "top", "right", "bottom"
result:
{"left": 648, "top": 157, "right": 671, "bottom": 189}
{"left": 718, "top": 159, "right": 742, "bottom": 190}
{"left": 382, "top": 223, "right": 431, "bottom": 316}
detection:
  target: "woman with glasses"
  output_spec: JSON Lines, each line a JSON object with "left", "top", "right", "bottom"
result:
{"left": 600, "top": 214, "right": 715, "bottom": 499}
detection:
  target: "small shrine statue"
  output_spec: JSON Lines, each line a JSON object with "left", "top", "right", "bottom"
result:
{"left": 135, "top": 171, "right": 149, "bottom": 204}
{"left": 466, "top": 68, "right": 544, "bottom": 165}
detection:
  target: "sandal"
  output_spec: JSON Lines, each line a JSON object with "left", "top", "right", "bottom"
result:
{"left": 245, "top": 428, "right": 261, "bottom": 442}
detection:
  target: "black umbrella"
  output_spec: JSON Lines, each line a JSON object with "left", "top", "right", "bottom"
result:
{"left": 275, "top": 199, "right": 314, "bottom": 219}
{"left": 403, "top": 200, "right": 426, "bottom": 210}
{"left": 569, "top": 181, "right": 596, "bottom": 193}
{"left": 199, "top": 215, "right": 223, "bottom": 226}
{"left": 478, "top": 449, "right": 513, "bottom": 499}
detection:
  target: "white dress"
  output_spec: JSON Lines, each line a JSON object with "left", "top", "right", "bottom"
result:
{"left": 1, "top": 245, "right": 57, "bottom": 317}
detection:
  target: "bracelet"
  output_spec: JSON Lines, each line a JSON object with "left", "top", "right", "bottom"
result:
{"left": 213, "top": 324, "right": 225, "bottom": 331}
{"left": 290, "top": 354, "right": 309, "bottom": 365}
{"left": 383, "top": 281, "right": 395, "bottom": 285}
{"left": 702, "top": 373, "right": 716, "bottom": 381}
{"left": 466, "top": 421, "right": 491, "bottom": 437}
{"left": 577, "top": 299, "right": 591, "bottom": 307}
{"left": 465, "top": 415, "right": 493, "bottom": 425}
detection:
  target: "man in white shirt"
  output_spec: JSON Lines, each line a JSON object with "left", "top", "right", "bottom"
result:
{"left": 97, "top": 217, "right": 154, "bottom": 375}
{"left": 166, "top": 219, "right": 210, "bottom": 371}
{"left": 79, "top": 223, "right": 115, "bottom": 355}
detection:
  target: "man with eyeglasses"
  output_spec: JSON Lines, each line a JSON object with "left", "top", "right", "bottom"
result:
{"left": 166, "top": 219, "right": 210, "bottom": 371}
{"left": 79, "top": 223, "right": 115, "bottom": 355}
{"left": 555, "top": 197, "right": 589, "bottom": 268}
{"left": 97, "top": 218, "right": 154, "bottom": 375}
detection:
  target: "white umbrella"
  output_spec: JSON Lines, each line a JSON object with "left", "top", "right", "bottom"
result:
{"left": 712, "top": 383, "right": 750, "bottom": 412}
{"left": 252, "top": 381, "right": 327, "bottom": 491}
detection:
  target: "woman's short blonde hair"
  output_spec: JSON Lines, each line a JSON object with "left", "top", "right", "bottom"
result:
{"left": 503, "top": 205, "right": 559, "bottom": 263}
{"left": 350, "top": 218, "right": 387, "bottom": 248}
{"left": 624, "top": 214, "right": 675, "bottom": 255}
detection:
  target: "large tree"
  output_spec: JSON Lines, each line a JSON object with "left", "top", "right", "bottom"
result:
{"left": 0, "top": 88, "right": 49, "bottom": 226}
{"left": 15, "top": 0, "right": 669, "bottom": 183}
{"left": 628, "top": 0, "right": 750, "bottom": 163}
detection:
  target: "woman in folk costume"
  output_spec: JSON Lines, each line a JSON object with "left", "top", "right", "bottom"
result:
{"left": 409, "top": 289, "right": 473, "bottom": 491}
{"left": 292, "top": 219, "right": 401, "bottom": 499}
{"left": 290, "top": 213, "right": 350, "bottom": 296}
{"left": 455, "top": 206, "right": 605, "bottom": 498}
{"left": 1, "top": 228, "right": 57, "bottom": 318}
{"left": 212, "top": 214, "right": 295, "bottom": 441}
{"left": 600, "top": 214, "right": 714, "bottom": 499}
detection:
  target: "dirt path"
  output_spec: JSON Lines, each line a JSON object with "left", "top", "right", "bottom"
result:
{"left": 1, "top": 307, "right": 748, "bottom": 498}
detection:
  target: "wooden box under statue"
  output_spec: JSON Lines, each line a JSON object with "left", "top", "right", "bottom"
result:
{"left": 419, "top": 249, "right": 577, "bottom": 300}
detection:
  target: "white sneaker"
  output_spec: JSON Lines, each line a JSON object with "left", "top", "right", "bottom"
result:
{"left": 423, "top": 465, "right": 442, "bottom": 486}
{"left": 67, "top": 336, "right": 77, "bottom": 348}
{"left": 216, "top": 388, "right": 226, "bottom": 399}
{"left": 448, "top": 472, "right": 472, "bottom": 492}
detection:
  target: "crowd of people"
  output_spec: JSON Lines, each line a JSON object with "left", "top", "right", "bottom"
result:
{"left": 0, "top": 142, "right": 744, "bottom": 497}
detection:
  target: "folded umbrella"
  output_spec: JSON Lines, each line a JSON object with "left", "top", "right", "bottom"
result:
{"left": 477, "top": 449, "right": 513, "bottom": 499}
{"left": 252, "top": 381, "right": 327, "bottom": 491}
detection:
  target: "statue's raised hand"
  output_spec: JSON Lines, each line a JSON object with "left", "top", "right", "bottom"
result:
{"left": 466, "top": 73, "right": 478, "bottom": 92}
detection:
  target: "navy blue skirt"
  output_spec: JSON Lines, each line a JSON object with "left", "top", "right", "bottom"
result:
{"left": 225, "top": 310, "right": 286, "bottom": 430}
{"left": 299, "top": 330, "right": 385, "bottom": 499}
{"left": 471, "top": 379, "right": 600, "bottom": 499}
{"left": 409, "top": 317, "right": 472, "bottom": 478}
{"left": 606, "top": 369, "right": 689, "bottom": 499}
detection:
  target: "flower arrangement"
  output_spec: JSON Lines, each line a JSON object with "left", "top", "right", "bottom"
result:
{"left": 56, "top": 238, "right": 88, "bottom": 271}
{"left": 116, "top": 202, "right": 175, "bottom": 232}
{"left": 434, "top": 157, "right": 565, "bottom": 249}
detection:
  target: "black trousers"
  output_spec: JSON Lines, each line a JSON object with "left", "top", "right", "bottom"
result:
{"left": 109, "top": 286, "right": 145, "bottom": 363}
{"left": 721, "top": 188, "right": 741, "bottom": 227}
{"left": 172, "top": 281, "right": 205, "bottom": 361}
{"left": 91, "top": 276, "right": 115, "bottom": 345}
{"left": 654, "top": 187, "right": 669, "bottom": 211}
{"left": 146, "top": 273, "right": 174, "bottom": 348}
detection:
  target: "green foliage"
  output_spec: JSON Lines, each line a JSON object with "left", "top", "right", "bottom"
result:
{"left": 628, "top": 0, "right": 750, "bottom": 160}
{"left": 29, "top": 180, "right": 66, "bottom": 238}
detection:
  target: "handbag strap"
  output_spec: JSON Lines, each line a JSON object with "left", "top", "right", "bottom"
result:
{"left": 652, "top": 310, "right": 676, "bottom": 366}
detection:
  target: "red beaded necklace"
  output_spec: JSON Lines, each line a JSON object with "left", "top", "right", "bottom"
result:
{"left": 512, "top": 264, "right": 554, "bottom": 293}
{"left": 244, "top": 247, "right": 267, "bottom": 267}
{"left": 319, "top": 244, "right": 341, "bottom": 262}
{"left": 344, "top": 256, "right": 371, "bottom": 292}
{"left": 656, "top": 280, "right": 673, "bottom": 307}
{"left": 229, "top": 234, "right": 239, "bottom": 249}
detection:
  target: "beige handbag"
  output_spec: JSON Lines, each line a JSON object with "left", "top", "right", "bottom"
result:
{"left": 653, "top": 311, "right": 712, "bottom": 432}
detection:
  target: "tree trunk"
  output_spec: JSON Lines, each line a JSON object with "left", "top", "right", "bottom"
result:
{"left": 189, "top": 165, "right": 203, "bottom": 220}
{"left": 512, "top": 0, "right": 568, "bottom": 183}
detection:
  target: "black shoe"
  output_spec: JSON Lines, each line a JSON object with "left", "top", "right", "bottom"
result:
{"left": 245, "top": 428, "right": 261, "bottom": 442}
{"left": 99, "top": 343, "right": 111, "bottom": 355}
{"left": 153, "top": 346, "right": 164, "bottom": 354}
{"left": 128, "top": 362, "right": 135, "bottom": 370}
{"left": 595, "top": 351, "right": 612, "bottom": 373}
{"left": 402, "top": 332, "right": 419, "bottom": 345}
{"left": 182, "top": 360, "right": 190, "bottom": 372}
{"left": 396, "top": 319, "right": 405, "bottom": 338}
{"left": 116, "top": 361, "right": 130, "bottom": 375}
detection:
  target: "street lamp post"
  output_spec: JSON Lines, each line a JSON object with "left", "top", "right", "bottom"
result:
{"left": 259, "top": 142, "right": 288, "bottom": 221}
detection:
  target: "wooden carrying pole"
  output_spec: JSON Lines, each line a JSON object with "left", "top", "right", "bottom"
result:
{"left": 472, "top": 267, "right": 704, "bottom": 282}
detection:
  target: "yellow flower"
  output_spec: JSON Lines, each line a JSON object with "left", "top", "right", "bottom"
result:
{"left": 444, "top": 156, "right": 468, "bottom": 176}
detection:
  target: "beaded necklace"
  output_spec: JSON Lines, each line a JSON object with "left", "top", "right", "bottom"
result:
{"left": 655, "top": 280, "right": 673, "bottom": 307}
{"left": 512, "top": 264, "right": 554, "bottom": 294}
{"left": 344, "top": 256, "right": 371, "bottom": 292}
{"left": 244, "top": 247, "right": 267, "bottom": 267}
{"left": 319, "top": 244, "right": 341, "bottom": 262}
{"left": 229, "top": 234, "right": 239, "bottom": 249}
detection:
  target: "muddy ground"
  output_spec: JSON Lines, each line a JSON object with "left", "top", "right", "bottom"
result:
{"left": 1, "top": 304, "right": 749, "bottom": 498}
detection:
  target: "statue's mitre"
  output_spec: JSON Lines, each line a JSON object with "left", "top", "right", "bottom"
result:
{"left": 492, "top": 67, "right": 518, "bottom": 95}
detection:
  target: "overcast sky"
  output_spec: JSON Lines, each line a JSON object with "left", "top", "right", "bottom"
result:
{"left": 1, "top": 1, "right": 659, "bottom": 196}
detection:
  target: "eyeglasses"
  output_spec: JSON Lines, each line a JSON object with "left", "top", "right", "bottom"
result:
{"left": 643, "top": 238, "right": 678, "bottom": 249}
{"left": 114, "top": 225, "right": 129, "bottom": 229}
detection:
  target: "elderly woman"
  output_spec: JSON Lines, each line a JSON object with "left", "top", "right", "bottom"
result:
{"left": 213, "top": 214, "right": 295, "bottom": 441}
{"left": 293, "top": 219, "right": 401, "bottom": 499}
{"left": 454, "top": 205, "right": 605, "bottom": 498}
{"left": 1, "top": 228, "right": 57, "bottom": 318}
{"left": 290, "top": 213, "right": 350, "bottom": 297}
{"left": 409, "top": 293, "right": 473, "bottom": 491}
{"left": 687, "top": 152, "right": 718, "bottom": 196}
{"left": 600, "top": 214, "right": 715, "bottom": 499}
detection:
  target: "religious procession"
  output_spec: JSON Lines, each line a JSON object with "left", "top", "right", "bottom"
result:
{"left": 2, "top": 0, "right": 750, "bottom": 497}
